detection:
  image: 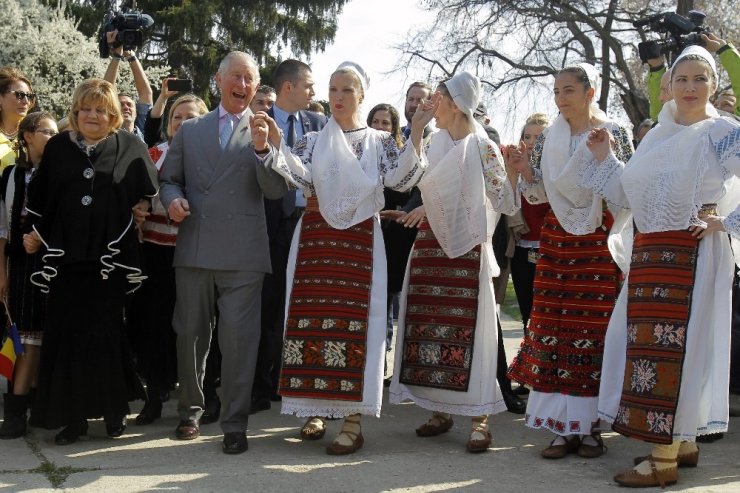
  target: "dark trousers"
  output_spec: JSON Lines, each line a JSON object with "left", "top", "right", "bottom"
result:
{"left": 496, "top": 318, "right": 514, "bottom": 393}
{"left": 730, "top": 269, "right": 740, "bottom": 395}
{"left": 510, "top": 245, "right": 538, "bottom": 334}
{"left": 252, "top": 216, "right": 299, "bottom": 400}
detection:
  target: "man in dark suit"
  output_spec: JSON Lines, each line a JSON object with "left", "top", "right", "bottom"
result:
{"left": 160, "top": 51, "right": 287, "bottom": 454}
{"left": 251, "top": 59, "right": 328, "bottom": 413}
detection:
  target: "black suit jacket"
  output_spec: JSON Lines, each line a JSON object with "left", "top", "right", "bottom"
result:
{"left": 264, "top": 108, "right": 328, "bottom": 244}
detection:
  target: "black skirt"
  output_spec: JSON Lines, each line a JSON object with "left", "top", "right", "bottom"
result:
{"left": 29, "top": 263, "right": 145, "bottom": 428}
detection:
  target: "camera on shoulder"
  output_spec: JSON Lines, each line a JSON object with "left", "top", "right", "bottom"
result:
{"left": 98, "top": 9, "right": 155, "bottom": 58}
{"left": 634, "top": 10, "right": 710, "bottom": 64}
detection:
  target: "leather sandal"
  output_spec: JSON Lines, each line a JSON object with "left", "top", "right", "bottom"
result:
{"left": 300, "top": 417, "right": 326, "bottom": 441}
{"left": 577, "top": 432, "right": 607, "bottom": 458}
{"left": 541, "top": 435, "right": 580, "bottom": 459}
{"left": 633, "top": 449, "right": 699, "bottom": 468}
{"left": 466, "top": 428, "right": 492, "bottom": 453}
{"left": 614, "top": 457, "right": 678, "bottom": 488}
{"left": 326, "top": 430, "right": 364, "bottom": 455}
{"left": 416, "top": 415, "right": 454, "bottom": 437}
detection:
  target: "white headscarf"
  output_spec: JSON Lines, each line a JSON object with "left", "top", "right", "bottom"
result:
{"left": 419, "top": 71, "right": 492, "bottom": 258}
{"left": 335, "top": 61, "right": 370, "bottom": 95}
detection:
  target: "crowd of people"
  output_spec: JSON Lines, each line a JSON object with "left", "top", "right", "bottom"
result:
{"left": 0, "top": 29, "right": 739, "bottom": 489}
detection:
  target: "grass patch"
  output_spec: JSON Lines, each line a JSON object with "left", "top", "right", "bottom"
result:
{"left": 499, "top": 279, "right": 522, "bottom": 321}
{"left": 30, "top": 462, "right": 89, "bottom": 489}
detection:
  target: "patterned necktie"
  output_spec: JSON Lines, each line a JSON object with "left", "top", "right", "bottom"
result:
{"left": 220, "top": 114, "right": 236, "bottom": 150}
{"left": 287, "top": 114, "right": 297, "bottom": 148}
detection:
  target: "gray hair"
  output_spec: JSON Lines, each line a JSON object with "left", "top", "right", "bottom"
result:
{"left": 218, "top": 51, "right": 259, "bottom": 80}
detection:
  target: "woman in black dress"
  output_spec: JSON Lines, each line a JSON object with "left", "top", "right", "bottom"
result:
{"left": 24, "top": 79, "right": 158, "bottom": 445}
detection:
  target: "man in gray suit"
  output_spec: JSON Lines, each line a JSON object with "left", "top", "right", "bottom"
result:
{"left": 159, "top": 51, "right": 288, "bottom": 454}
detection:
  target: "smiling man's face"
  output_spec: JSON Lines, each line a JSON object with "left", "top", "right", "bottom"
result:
{"left": 216, "top": 56, "right": 259, "bottom": 114}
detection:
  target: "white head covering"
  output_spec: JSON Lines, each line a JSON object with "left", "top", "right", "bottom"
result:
{"left": 672, "top": 45, "right": 717, "bottom": 77}
{"left": 445, "top": 71, "right": 480, "bottom": 124}
{"left": 335, "top": 61, "right": 370, "bottom": 95}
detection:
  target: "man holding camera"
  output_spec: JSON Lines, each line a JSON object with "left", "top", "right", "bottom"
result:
{"left": 103, "top": 30, "right": 153, "bottom": 140}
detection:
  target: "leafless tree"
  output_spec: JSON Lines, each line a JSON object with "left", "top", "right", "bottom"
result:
{"left": 395, "top": 0, "right": 737, "bottom": 132}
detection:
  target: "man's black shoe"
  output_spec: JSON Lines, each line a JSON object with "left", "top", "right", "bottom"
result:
{"left": 201, "top": 396, "right": 221, "bottom": 425}
{"left": 223, "top": 432, "right": 248, "bottom": 454}
{"left": 250, "top": 397, "right": 271, "bottom": 415}
{"left": 502, "top": 390, "right": 526, "bottom": 414}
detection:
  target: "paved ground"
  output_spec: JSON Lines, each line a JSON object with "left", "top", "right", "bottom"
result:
{"left": 1, "top": 313, "right": 739, "bottom": 492}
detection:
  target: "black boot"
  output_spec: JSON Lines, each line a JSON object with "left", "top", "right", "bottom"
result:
{"left": 135, "top": 386, "right": 163, "bottom": 425}
{"left": 0, "top": 393, "right": 29, "bottom": 439}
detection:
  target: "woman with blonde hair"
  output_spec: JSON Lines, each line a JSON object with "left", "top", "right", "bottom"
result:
{"left": 24, "top": 79, "right": 157, "bottom": 445}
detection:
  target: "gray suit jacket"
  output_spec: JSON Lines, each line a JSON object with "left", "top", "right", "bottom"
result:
{"left": 159, "top": 108, "right": 287, "bottom": 272}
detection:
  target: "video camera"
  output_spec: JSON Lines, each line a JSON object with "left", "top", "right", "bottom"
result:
{"left": 634, "top": 10, "right": 709, "bottom": 63}
{"left": 98, "top": 10, "right": 154, "bottom": 58}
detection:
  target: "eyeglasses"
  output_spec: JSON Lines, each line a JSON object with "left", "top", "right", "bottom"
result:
{"left": 6, "top": 90, "right": 37, "bottom": 102}
{"left": 35, "top": 129, "right": 57, "bottom": 137}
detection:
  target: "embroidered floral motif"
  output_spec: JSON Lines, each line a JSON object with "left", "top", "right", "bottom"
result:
{"left": 283, "top": 340, "right": 304, "bottom": 365}
{"left": 653, "top": 323, "right": 686, "bottom": 347}
{"left": 630, "top": 359, "right": 657, "bottom": 393}
{"left": 647, "top": 411, "right": 674, "bottom": 436}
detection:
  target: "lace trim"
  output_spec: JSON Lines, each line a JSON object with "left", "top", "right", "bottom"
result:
{"left": 581, "top": 153, "right": 625, "bottom": 209}
{"left": 389, "top": 388, "right": 507, "bottom": 417}
{"left": 280, "top": 402, "right": 381, "bottom": 419}
{"left": 722, "top": 212, "right": 740, "bottom": 240}
{"left": 713, "top": 122, "right": 740, "bottom": 170}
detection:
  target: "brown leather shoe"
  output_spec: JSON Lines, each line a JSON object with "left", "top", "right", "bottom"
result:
{"left": 614, "top": 457, "right": 678, "bottom": 488}
{"left": 416, "top": 415, "right": 454, "bottom": 437}
{"left": 175, "top": 419, "right": 200, "bottom": 440}
{"left": 326, "top": 431, "right": 364, "bottom": 455}
{"left": 577, "top": 432, "right": 607, "bottom": 458}
{"left": 541, "top": 435, "right": 580, "bottom": 459}
{"left": 466, "top": 430, "right": 492, "bottom": 453}
{"left": 633, "top": 449, "right": 699, "bottom": 468}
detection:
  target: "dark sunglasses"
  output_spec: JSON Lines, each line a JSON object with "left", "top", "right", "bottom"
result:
{"left": 7, "top": 90, "right": 37, "bottom": 102}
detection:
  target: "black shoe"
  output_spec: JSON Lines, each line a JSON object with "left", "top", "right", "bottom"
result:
{"left": 222, "top": 432, "right": 248, "bottom": 454}
{"left": 512, "top": 385, "right": 530, "bottom": 397}
{"left": 250, "top": 397, "right": 271, "bottom": 415}
{"left": 135, "top": 401, "right": 163, "bottom": 425}
{"left": 201, "top": 396, "right": 221, "bottom": 425}
{"left": 105, "top": 416, "right": 127, "bottom": 438}
{"left": 159, "top": 390, "right": 170, "bottom": 403}
{"left": 0, "top": 394, "right": 29, "bottom": 439}
{"left": 502, "top": 390, "right": 526, "bottom": 414}
{"left": 55, "top": 420, "right": 88, "bottom": 445}
{"left": 697, "top": 432, "right": 724, "bottom": 443}
{"left": 270, "top": 394, "right": 282, "bottom": 402}
{"left": 383, "top": 378, "right": 392, "bottom": 387}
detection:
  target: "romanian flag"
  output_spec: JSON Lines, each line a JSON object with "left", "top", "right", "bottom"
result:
{"left": 0, "top": 323, "right": 24, "bottom": 382}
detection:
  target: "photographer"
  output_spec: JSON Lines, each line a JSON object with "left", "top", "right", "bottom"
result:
{"left": 103, "top": 30, "right": 153, "bottom": 140}
{"left": 647, "top": 32, "right": 739, "bottom": 118}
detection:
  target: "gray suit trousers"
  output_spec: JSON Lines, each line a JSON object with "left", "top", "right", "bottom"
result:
{"left": 174, "top": 267, "right": 264, "bottom": 433}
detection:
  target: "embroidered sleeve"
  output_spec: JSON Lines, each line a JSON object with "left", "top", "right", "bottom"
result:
{"left": 383, "top": 133, "right": 426, "bottom": 192}
{"left": 712, "top": 120, "right": 740, "bottom": 238}
{"left": 581, "top": 151, "right": 629, "bottom": 209}
{"left": 271, "top": 133, "right": 316, "bottom": 194}
{"left": 481, "top": 140, "right": 518, "bottom": 215}
{"left": 519, "top": 133, "right": 548, "bottom": 204}
{"left": 611, "top": 125, "right": 635, "bottom": 163}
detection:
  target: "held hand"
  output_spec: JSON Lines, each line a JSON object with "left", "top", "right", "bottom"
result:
{"left": 411, "top": 92, "right": 442, "bottom": 131}
{"left": 586, "top": 128, "right": 614, "bottom": 163}
{"left": 252, "top": 111, "right": 282, "bottom": 148}
{"left": 398, "top": 205, "right": 426, "bottom": 228}
{"left": 379, "top": 210, "right": 405, "bottom": 221}
{"left": 159, "top": 78, "right": 179, "bottom": 99}
{"left": 168, "top": 197, "right": 190, "bottom": 222}
{"left": 132, "top": 199, "right": 151, "bottom": 228}
{"left": 23, "top": 231, "right": 41, "bottom": 254}
{"left": 250, "top": 114, "right": 270, "bottom": 151}
{"left": 505, "top": 142, "right": 530, "bottom": 174}
{"left": 701, "top": 33, "right": 726, "bottom": 53}
{"left": 106, "top": 31, "right": 123, "bottom": 56}
{"left": 646, "top": 57, "right": 664, "bottom": 69}
{"left": 689, "top": 216, "right": 726, "bottom": 239}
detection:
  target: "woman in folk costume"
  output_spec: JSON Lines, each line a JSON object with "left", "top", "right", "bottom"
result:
{"left": 506, "top": 63, "right": 634, "bottom": 459}
{"left": 387, "top": 71, "right": 520, "bottom": 452}
{"left": 268, "top": 61, "right": 437, "bottom": 455}
{"left": 584, "top": 46, "right": 740, "bottom": 488}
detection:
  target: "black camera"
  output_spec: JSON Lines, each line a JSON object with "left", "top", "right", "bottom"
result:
{"left": 98, "top": 10, "right": 154, "bottom": 58}
{"left": 634, "top": 10, "right": 709, "bottom": 63}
